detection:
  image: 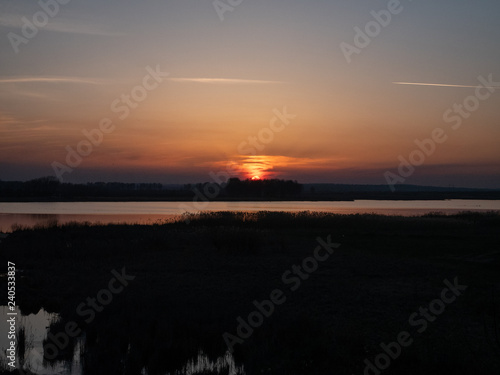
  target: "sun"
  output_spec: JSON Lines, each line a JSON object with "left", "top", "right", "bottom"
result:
{"left": 251, "top": 175, "right": 261, "bottom": 181}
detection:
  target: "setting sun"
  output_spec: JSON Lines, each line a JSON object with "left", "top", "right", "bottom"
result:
{"left": 251, "top": 176, "right": 261, "bottom": 180}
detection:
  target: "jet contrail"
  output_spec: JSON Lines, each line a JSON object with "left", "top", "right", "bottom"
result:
{"left": 169, "top": 78, "right": 286, "bottom": 85}
{"left": 393, "top": 81, "right": 500, "bottom": 89}
{"left": 0, "top": 76, "right": 104, "bottom": 85}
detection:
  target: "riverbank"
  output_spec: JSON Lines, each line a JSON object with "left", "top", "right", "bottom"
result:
{"left": 1, "top": 212, "right": 499, "bottom": 374}
{"left": 2, "top": 190, "right": 500, "bottom": 202}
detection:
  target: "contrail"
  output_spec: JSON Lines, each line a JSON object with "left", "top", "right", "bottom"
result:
{"left": 169, "top": 78, "right": 286, "bottom": 85}
{"left": 393, "top": 81, "right": 500, "bottom": 89}
{"left": 0, "top": 76, "right": 104, "bottom": 85}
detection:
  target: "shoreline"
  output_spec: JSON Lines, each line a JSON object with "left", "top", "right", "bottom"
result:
{"left": 2, "top": 192, "right": 500, "bottom": 203}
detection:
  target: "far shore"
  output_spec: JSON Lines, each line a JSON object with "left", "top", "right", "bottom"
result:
{"left": 2, "top": 190, "right": 500, "bottom": 202}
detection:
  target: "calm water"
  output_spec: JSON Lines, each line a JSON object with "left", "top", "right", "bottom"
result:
{"left": 0, "top": 306, "right": 242, "bottom": 375}
{"left": 0, "top": 306, "right": 78, "bottom": 374}
{"left": 0, "top": 200, "right": 499, "bottom": 232}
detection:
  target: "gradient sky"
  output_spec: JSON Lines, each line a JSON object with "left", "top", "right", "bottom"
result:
{"left": 1, "top": 0, "right": 499, "bottom": 187}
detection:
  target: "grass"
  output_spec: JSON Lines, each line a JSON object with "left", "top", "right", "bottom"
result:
{"left": 0, "top": 211, "right": 499, "bottom": 375}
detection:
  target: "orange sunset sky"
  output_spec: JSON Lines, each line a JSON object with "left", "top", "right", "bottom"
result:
{"left": 0, "top": 0, "right": 499, "bottom": 187}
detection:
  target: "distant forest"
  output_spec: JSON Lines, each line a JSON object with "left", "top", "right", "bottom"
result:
{"left": 0, "top": 177, "right": 302, "bottom": 200}
{"left": 1, "top": 176, "right": 499, "bottom": 201}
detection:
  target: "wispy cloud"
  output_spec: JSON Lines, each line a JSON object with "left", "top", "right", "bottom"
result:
{"left": 169, "top": 78, "right": 286, "bottom": 85}
{"left": 0, "top": 114, "right": 23, "bottom": 126}
{"left": 393, "top": 81, "right": 500, "bottom": 89}
{"left": 0, "top": 76, "right": 106, "bottom": 85}
{"left": 0, "top": 113, "right": 46, "bottom": 126}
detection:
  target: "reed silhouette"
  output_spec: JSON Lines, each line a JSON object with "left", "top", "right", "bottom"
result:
{"left": 1, "top": 212, "right": 499, "bottom": 374}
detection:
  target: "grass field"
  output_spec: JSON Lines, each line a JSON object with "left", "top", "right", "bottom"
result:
{"left": 1, "top": 211, "right": 500, "bottom": 375}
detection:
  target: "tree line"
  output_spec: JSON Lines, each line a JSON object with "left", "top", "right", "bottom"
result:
{"left": 0, "top": 177, "right": 302, "bottom": 200}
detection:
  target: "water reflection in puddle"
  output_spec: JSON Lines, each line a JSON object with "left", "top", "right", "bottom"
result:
{"left": 0, "top": 305, "right": 84, "bottom": 374}
{"left": 1, "top": 306, "right": 244, "bottom": 375}
{"left": 174, "top": 350, "right": 245, "bottom": 375}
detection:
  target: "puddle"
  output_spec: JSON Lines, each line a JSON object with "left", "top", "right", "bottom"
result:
{"left": 1, "top": 306, "right": 244, "bottom": 374}
{"left": 0, "top": 306, "right": 82, "bottom": 374}
{"left": 174, "top": 350, "right": 245, "bottom": 375}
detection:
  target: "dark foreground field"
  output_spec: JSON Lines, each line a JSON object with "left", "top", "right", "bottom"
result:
{"left": 1, "top": 211, "right": 500, "bottom": 375}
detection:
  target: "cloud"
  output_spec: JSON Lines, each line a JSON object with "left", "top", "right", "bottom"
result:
{"left": 0, "top": 76, "right": 110, "bottom": 101}
{"left": 0, "top": 76, "right": 106, "bottom": 85}
{"left": 169, "top": 78, "right": 286, "bottom": 85}
{"left": 0, "top": 113, "right": 46, "bottom": 126}
{"left": 206, "top": 155, "right": 346, "bottom": 179}
{"left": 393, "top": 81, "right": 500, "bottom": 89}
{"left": 0, "top": 114, "right": 24, "bottom": 126}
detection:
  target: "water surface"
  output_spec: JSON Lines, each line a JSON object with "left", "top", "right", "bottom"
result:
{"left": 1, "top": 200, "right": 499, "bottom": 232}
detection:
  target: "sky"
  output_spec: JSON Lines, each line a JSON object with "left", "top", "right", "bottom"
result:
{"left": 0, "top": 0, "right": 499, "bottom": 187}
